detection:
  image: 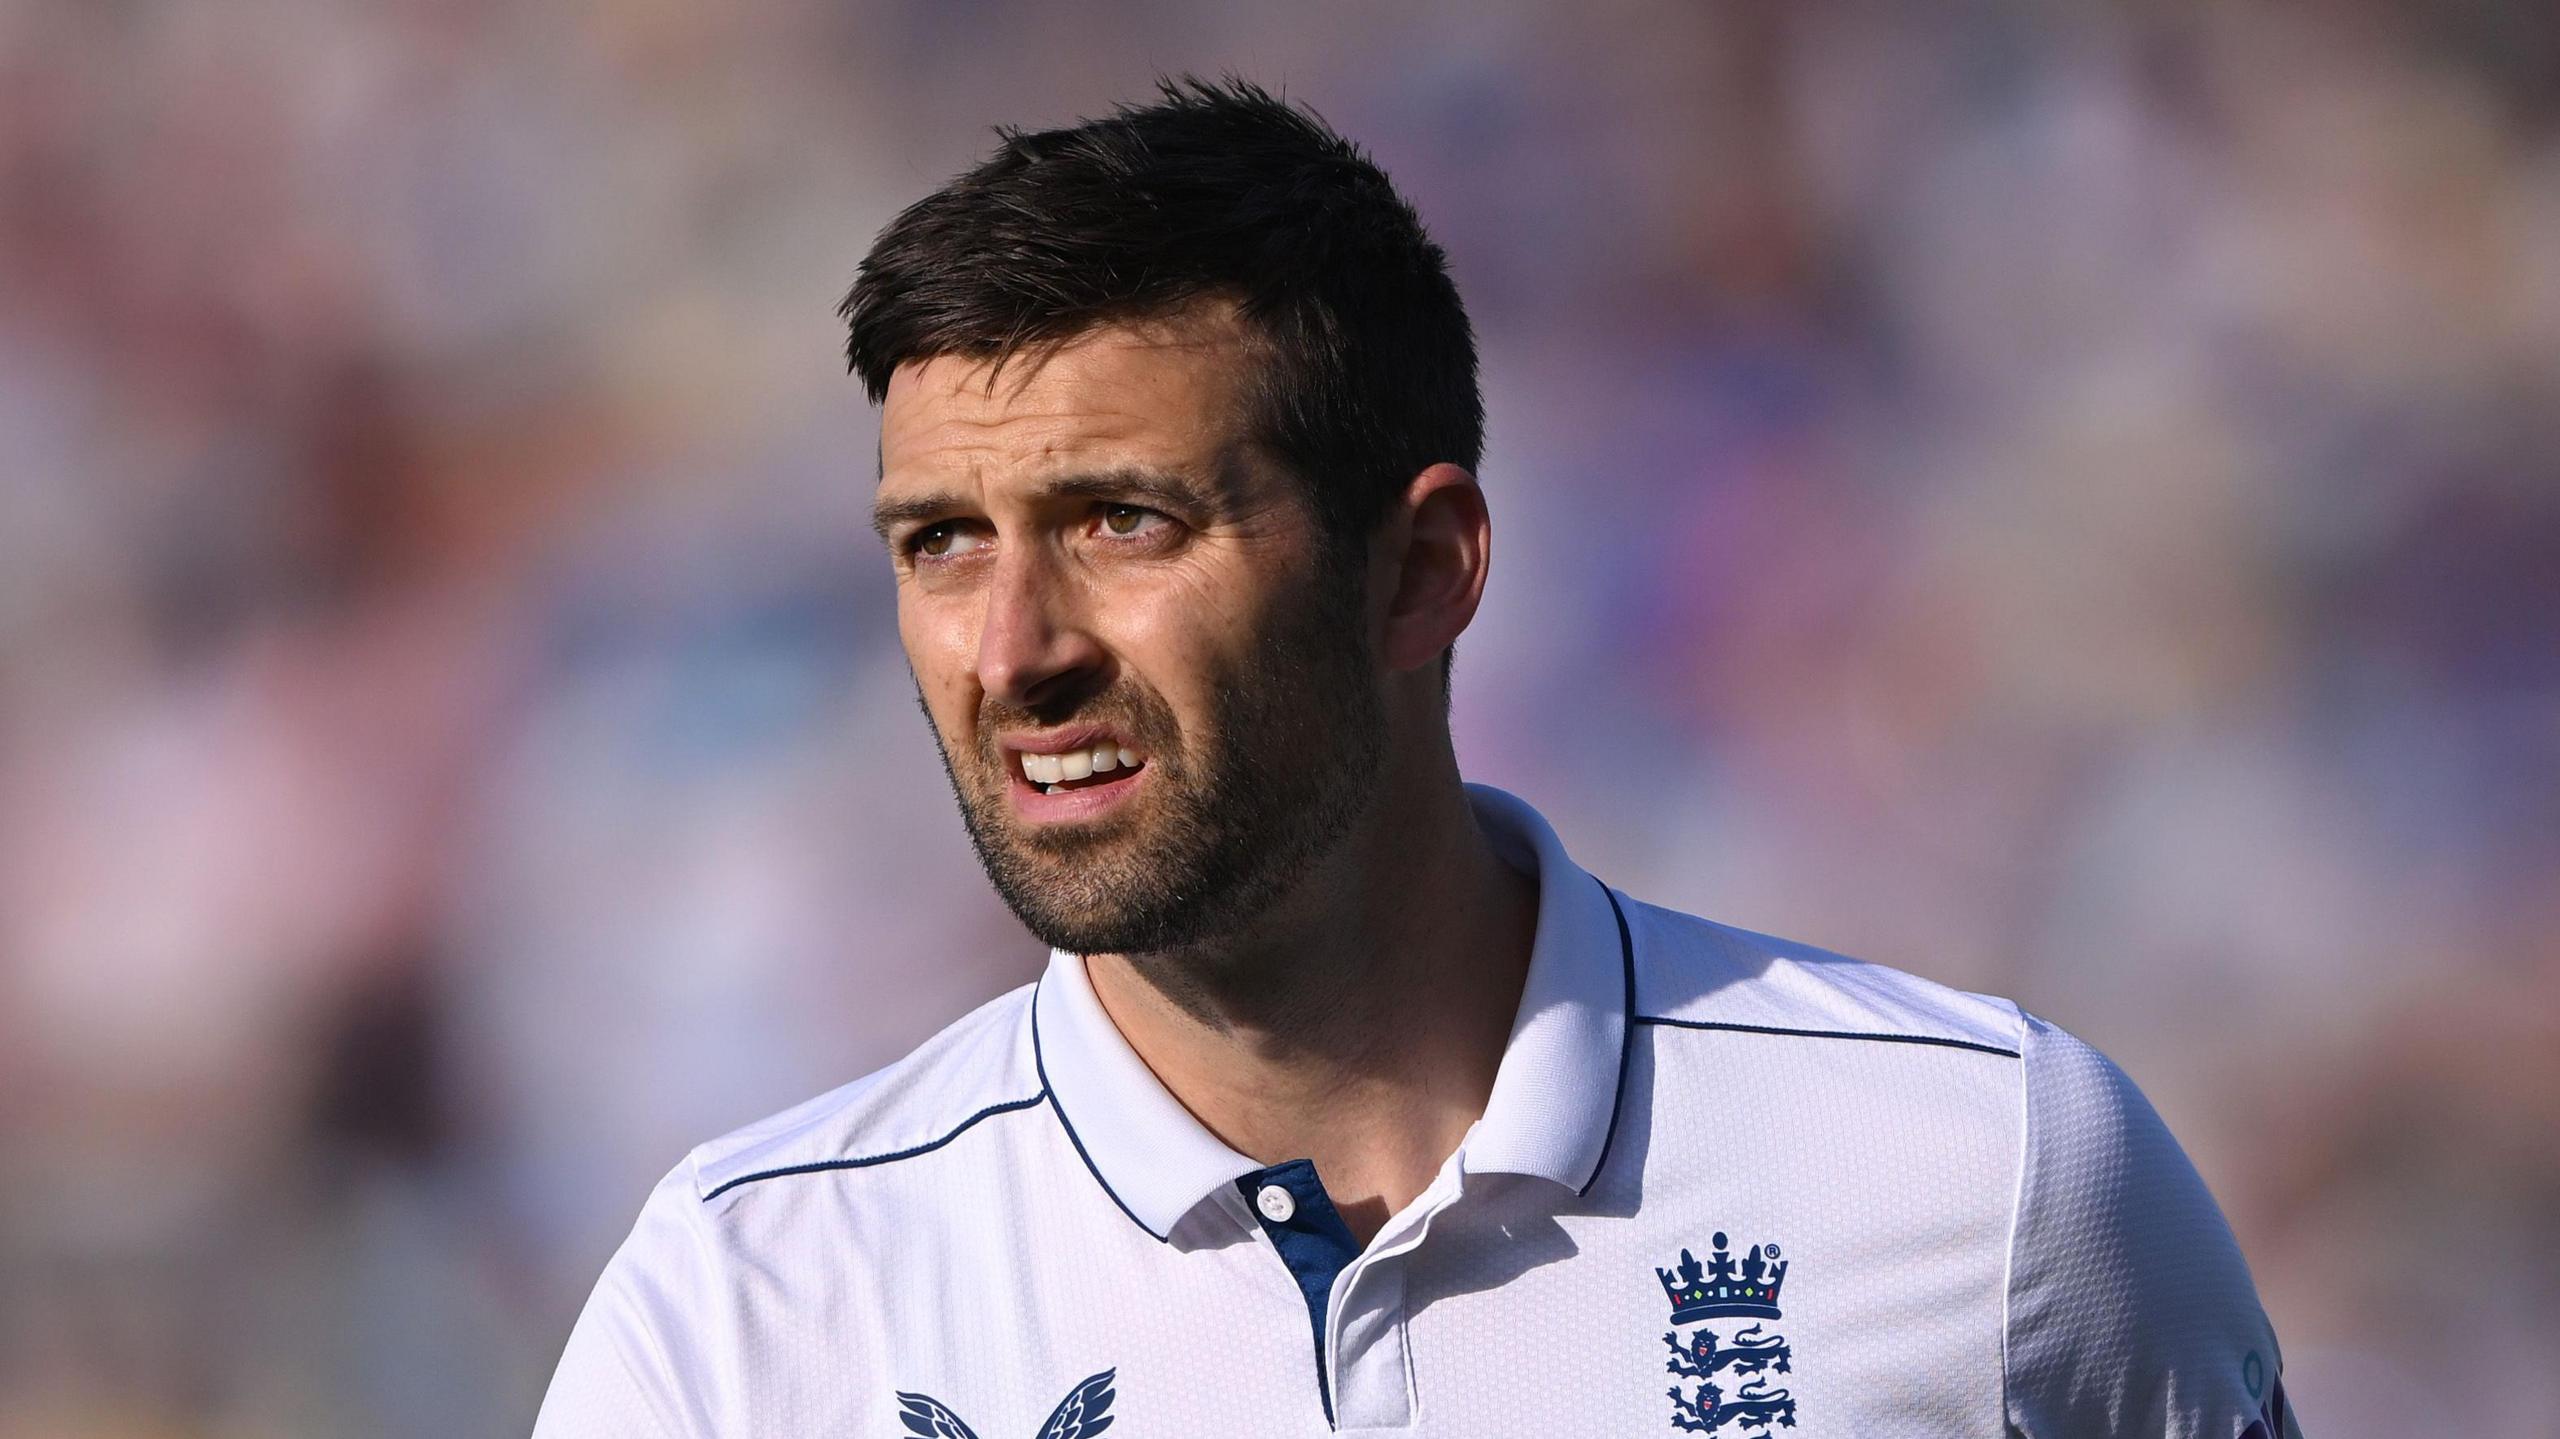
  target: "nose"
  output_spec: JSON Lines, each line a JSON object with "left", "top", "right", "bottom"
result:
{"left": 974, "top": 544, "right": 1106, "bottom": 711}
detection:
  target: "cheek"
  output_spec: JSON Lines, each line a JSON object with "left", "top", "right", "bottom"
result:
{"left": 899, "top": 594, "right": 983, "bottom": 718}
{"left": 1100, "top": 577, "right": 1295, "bottom": 752}
{"left": 1156, "top": 553, "right": 1267, "bottom": 636}
{"left": 1101, "top": 585, "right": 1229, "bottom": 696}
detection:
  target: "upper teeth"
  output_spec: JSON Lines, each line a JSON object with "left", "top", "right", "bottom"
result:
{"left": 1022, "top": 744, "right": 1143, "bottom": 786}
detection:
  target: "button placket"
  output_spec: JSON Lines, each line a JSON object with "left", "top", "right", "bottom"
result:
{"left": 1236, "top": 1160, "right": 1364, "bottom": 1426}
{"left": 1325, "top": 1256, "right": 1414, "bottom": 1430}
{"left": 1322, "top": 1167, "right": 1465, "bottom": 1432}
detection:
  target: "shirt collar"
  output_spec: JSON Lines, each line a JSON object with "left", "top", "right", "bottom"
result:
{"left": 1457, "top": 783, "right": 1635, "bottom": 1192}
{"left": 1031, "top": 940, "right": 1260, "bottom": 1242}
{"left": 1030, "top": 782, "right": 1635, "bottom": 1244}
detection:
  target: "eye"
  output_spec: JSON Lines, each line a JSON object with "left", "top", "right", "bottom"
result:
{"left": 1098, "top": 504, "right": 1166, "bottom": 538}
{"left": 909, "top": 521, "right": 988, "bottom": 560}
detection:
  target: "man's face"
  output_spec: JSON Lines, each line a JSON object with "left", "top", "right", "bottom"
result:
{"left": 875, "top": 310, "right": 1385, "bottom": 955}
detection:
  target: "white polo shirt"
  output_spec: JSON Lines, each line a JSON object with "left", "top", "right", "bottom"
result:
{"left": 535, "top": 785, "right": 2298, "bottom": 1438}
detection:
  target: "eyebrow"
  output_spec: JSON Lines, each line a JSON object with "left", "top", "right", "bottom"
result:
{"left": 869, "top": 465, "right": 1224, "bottom": 542}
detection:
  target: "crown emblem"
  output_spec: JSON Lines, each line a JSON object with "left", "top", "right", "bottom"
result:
{"left": 1657, "top": 1232, "right": 1787, "bottom": 1323}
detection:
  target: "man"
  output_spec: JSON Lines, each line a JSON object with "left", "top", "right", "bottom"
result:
{"left": 535, "top": 79, "right": 2299, "bottom": 1438}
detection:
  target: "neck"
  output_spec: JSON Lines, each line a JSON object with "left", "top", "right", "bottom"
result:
{"left": 1084, "top": 744, "right": 1539, "bottom": 1246}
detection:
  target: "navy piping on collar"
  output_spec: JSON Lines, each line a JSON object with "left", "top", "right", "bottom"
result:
{"left": 1578, "top": 879, "right": 1639, "bottom": 1197}
{"left": 1038, "top": 880, "right": 1649, "bottom": 1230}
{"left": 698, "top": 1092, "right": 1046, "bottom": 1203}
{"left": 1635, "top": 1015, "right": 2021, "bottom": 1059}
{"left": 1030, "top": 979, "right": 1173, "bottom": 1242}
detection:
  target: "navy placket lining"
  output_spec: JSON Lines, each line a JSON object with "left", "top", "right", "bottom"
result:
{"left": 1237, "top": 1159, "right": 1362, "bottom": 1427}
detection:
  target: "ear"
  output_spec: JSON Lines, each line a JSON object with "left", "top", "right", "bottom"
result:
{"left": 1374, "top": 462, "right": 1491, "bottom": 675}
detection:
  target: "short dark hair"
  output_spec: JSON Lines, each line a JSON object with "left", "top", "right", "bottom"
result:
{"left": 842, "top": 76, "right": 1481, "bottom": 557}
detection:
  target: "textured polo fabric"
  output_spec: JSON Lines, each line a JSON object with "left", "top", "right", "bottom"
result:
{"left": 534, "top": 785, "right": 2299, "bottom": 1437}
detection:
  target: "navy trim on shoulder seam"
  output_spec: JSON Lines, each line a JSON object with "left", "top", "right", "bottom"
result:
{"left": 700, "top": 1092, "right": 1047, "bottom": 1202}
{"left": 1578, "top": 880, "right": 1638, "bottom": 1196}
{"left": 1030, "top": 979, "right": 1171, "bottom": 1242}
{"left": 1636, "top": 1015, "right": 2020, "bottom": 1059}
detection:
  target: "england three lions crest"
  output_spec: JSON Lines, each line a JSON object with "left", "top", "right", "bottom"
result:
{"left": 1657, "top": 1233, "right": 1798, "bottom": 1433}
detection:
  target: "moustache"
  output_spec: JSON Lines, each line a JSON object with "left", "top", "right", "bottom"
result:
{"left": 972, "top": 687, "right": 1181, "bottom": 771}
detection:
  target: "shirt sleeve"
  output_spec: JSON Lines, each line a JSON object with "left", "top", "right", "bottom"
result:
{"left": 2004, "top": 1014, "right": 2301, "bottom": 1438}
{"left": 531, "top": 1161, "right": 722, "bottom": 1439}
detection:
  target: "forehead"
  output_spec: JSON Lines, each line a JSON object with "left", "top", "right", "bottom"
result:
{"left": 878, "top": 311, "right": 1258, "bottom": 488}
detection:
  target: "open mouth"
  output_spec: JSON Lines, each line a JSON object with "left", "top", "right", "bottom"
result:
{"left": 1015, "top": 740, "right": 1148, "bottom": 796}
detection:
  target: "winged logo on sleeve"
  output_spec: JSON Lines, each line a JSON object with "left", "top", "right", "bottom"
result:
{"left": 895, "top": 1368, "right": 1116, "bottom": 1439}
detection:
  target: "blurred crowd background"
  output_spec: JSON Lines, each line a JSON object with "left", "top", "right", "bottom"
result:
{"left": 3, "top": 0, "right": 2554, "bottom": 1433}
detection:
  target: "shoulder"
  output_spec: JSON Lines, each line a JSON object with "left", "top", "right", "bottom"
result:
{"left": 1619, "top": 897, "right": 2291, "bottom": 1436}
{"left": 1618, "top": 893, "right": 2024, "bottom": 1057}
{"left": 686, "top": 979, "right": 1045, "bottom": 1208}
{"left": 583, "top": 976, "right": 1044, "bottom": 1313}
{"left": 532, "top": 983, "right": 1046, "bottom": 1435}
{"left": 2004, "top": 1014, "right": 2289, "bottom": 1436}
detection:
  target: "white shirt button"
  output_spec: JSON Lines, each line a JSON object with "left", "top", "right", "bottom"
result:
{"left": 1255, "top": 1183, "right": 1297, "bottom": 1223}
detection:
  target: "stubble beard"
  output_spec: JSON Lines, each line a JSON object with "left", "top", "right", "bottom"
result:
{"left": 925, "top": 577, "right": 1387, "bottom": 957}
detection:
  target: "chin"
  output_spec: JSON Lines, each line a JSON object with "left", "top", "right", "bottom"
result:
{"left": 966, "top": 829, "right": 1167, "bottom": 952}
{"left": 1007, "top": 898, "right": 1188, "bottom": 958}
